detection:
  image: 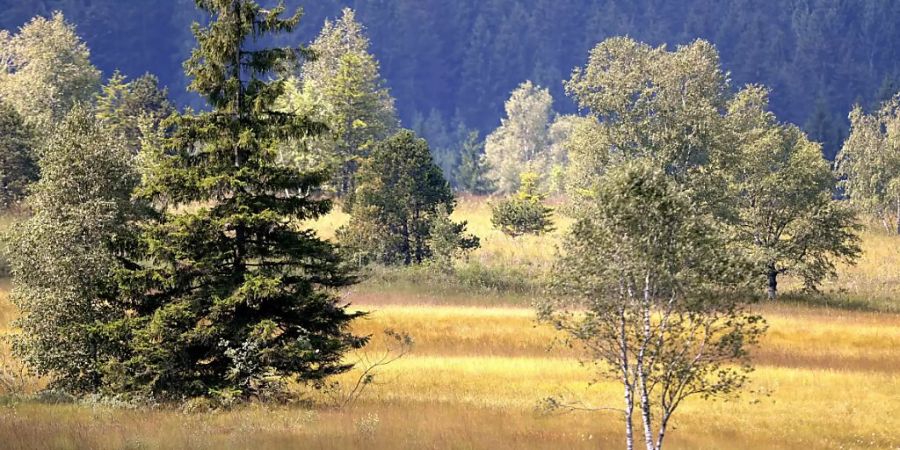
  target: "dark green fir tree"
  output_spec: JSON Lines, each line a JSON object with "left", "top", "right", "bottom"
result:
{"left": 113, "top": 0, "right": 366, "bottom": 400}
{"left": 454, "top": 130, "right": 492, "bottom": 195}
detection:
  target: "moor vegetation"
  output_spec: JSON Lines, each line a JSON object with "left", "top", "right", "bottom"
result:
{"left": 0, "top": 1, "right": 898, "bottom": 450}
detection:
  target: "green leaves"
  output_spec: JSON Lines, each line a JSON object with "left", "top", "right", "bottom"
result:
{"left": 837, "top": 97, "right": 900, "bottom": 234}
{"left": 338, "top": 130, "right": 471, "bottom": 266}
{"left": 725, "top": 87, "right": 861, "bottom": 297}
{"left": 5, "top": 104, "right": 138, "bottom": 393}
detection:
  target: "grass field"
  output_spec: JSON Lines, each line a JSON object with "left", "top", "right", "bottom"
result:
{"left": 1, "top": 198, "right": 899, "bottom": 449}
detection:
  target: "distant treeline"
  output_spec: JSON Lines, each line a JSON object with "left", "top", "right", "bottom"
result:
{"left": 3, "top": 0, "right": 900, "bottom": 157}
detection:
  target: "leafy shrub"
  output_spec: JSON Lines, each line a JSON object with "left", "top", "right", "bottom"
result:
{"left": 491, "top": 172, "right": 554, "bottom": 236}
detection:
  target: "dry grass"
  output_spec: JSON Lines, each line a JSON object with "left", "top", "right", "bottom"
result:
{"left": 313, "top": 198, "right": 900, "bottom": 313}
{"left": 1, "top": 293, "right": 898, "bottom": 449}
{"left": 1, "top": 201, "right": 899, "bottom": 449}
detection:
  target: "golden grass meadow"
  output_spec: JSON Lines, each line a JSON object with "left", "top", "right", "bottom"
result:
{"left": 1, "top": 198, "right": 899, "bottom": 449}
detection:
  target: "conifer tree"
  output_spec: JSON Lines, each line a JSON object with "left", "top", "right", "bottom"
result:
{"left": 338, "top": 130, "right": 474, "bottom": 266}
{"left": 454, "top": 131, "right": 492, "bottom": 194}
{"left": 96, "top": 71, "right": 174, "bottom": 152}
{"left": 280, "top": 8, "right": 398, "bottom": 196}
{"left": 115, "top": 0, "right": 365, "bottom": 400}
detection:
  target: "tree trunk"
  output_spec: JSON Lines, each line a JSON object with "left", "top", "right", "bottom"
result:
{"left": 624, "top": 381, "right": 635, "bottom": 450}
{"left": 619, "top": 309, "right": 634, "bottom": 450}
{"left": 895, "top": 197, "right": 900, "bottom": 236}
{"left": 767, "top": 267, "right": 778, "bottom": 300}
{"left": 402, "top": 220, "right": 411, "bottom": 266}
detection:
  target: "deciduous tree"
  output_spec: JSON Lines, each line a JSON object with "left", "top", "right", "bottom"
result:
{"left": 0, "top": 101, "right": 38, "bottom": 209}
{"left": 837, "top": 95, "right": 900, "bottom": 234}
{"left": 540, "top": 159, "right": 765, "bottom": 450}
{"left": 5, "top": 104, "right": 139, "bottom": 393}
{"left": 0, "top": 12, "right": 100, "bottom": 131}
{"left": 725, "top": 86, "right": 860, "bottom": 299}
{"left": 485, "top": 81, "right": 554, "bottom": 194}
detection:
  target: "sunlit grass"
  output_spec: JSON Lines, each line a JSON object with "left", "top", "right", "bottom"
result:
{"left": 3, "top": 290, "right": 899, "bottom": 449}
{"left": 310, "top": 198, "right": 900, "bottom": 312}
{"left": 1, "top": 200, "right": 899, "bottom": 449}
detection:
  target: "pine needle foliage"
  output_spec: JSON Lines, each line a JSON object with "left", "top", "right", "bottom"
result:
{"left": 113, "top": 0, "right": 366, "bottom": 400}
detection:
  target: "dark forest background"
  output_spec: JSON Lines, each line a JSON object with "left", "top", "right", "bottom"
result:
{"left": 3, "top": 0, "right": 900, "bottom": 158}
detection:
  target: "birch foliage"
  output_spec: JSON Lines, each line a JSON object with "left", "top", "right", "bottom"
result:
{"left": 837, "top": 96, "right": 900, "bottom": 234}
{"left": 541, "top": 159, "right": 765, "bottom": 450}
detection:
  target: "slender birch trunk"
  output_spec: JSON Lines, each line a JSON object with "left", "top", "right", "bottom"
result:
{"left": 620, "top": 306, "right": 634, "bottom": 450}
{"left": 639, "top": 273, "right": 656, "bottom": 450}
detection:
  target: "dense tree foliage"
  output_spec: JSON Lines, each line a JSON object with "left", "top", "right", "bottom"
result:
{"left": 0, "top": 101, "right": 38, "bottom": 208}
{"left": 112, "top": 0, "right": 365, "bottom": 400}
{"left": 837, "top": 96, "right": 900, "bottom": 234}
{"left": 725, "top": 87, "right": 860, "bottom": 299}
{"left": 95, "top": 71, "right": 174, "bottom": 152}
{"left": 0, "top": 12, "right": 100, "bottom": 131}
{"left": 454, "top": 131, "right": 492, "bottom": 195}
{"left": 280, "top": 8, "right": 398, "bottom": 195}
{"left": 565, "top": 37, "right": 861, "bottom": 299}
{"left": 564, "top": 37, "right": 730, "bottom": 205}
{"left": 5, "top": 105, "right": 139, "bottom": 393}
{"left": 339, "top": 130, "right": 474, "bottom": 266}
{"left": 485, "top": 81, "right": 554, "bottom": 194}
{"left": 490, "top": 172, "right": 554, "bottom": 237}
{"left": 4, "top": 0, "right": 899, "bottom": 158}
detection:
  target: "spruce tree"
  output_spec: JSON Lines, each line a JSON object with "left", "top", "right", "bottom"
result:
{"left": 280, "top": 8, "right": 398, "bottom": 196}
{"left": 96, "top": 71, "right": 174, "bottom": 152}
{"left": 338, "top": 130, "right": 474, "bottom": 266}
{"left": 454, "top": 131, "right": 492, "bottom": 194}
{"left": 115, "top": 0, "right": 365, "bottom": 400}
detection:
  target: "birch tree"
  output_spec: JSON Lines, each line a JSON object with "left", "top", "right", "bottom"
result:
{"left": 564, "top": 38, "right": 729, "bottom": 206}
{"left": 0, "top": 12, "right": 100, "bottom": 131}
{"left": 540, "top": 159, "right": 765, "bottom": 450}
{"left": 484, "top": 81, "right": 554, "bottom": 194}
{"left": 836, "top": 96, "right": 900, "bottom": 234}
{"left": 725, "top": 86, "right": 860, "bottom": 299}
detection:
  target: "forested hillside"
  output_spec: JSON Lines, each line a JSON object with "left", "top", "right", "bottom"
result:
{"left": 2, "top": 0, "right": 900, "bottom": 157}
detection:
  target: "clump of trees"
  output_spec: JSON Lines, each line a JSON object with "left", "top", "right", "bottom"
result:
{"left": 490, "top": 172, "right": 554, "bottom": 237}
{"left": 280, "top": 8, "right": 398, "bottom": 196}
{"left": 564, "top": 37, "right": 860, "bottom": 300}
{"left": 4, "top": 2, "right": 368, "bottom": 403}
{"left": 540, "top": 36, "right": 861, "bottom": 448}
{"left": 837, "top": 95, "right": 900, "bottom": 235}
{"left": 339, "top": 130, "right": 478, "bottom": 266}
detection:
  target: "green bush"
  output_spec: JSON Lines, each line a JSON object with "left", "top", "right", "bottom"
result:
{"left": 490, "top": 172, "right": 554, "bottom": 236}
